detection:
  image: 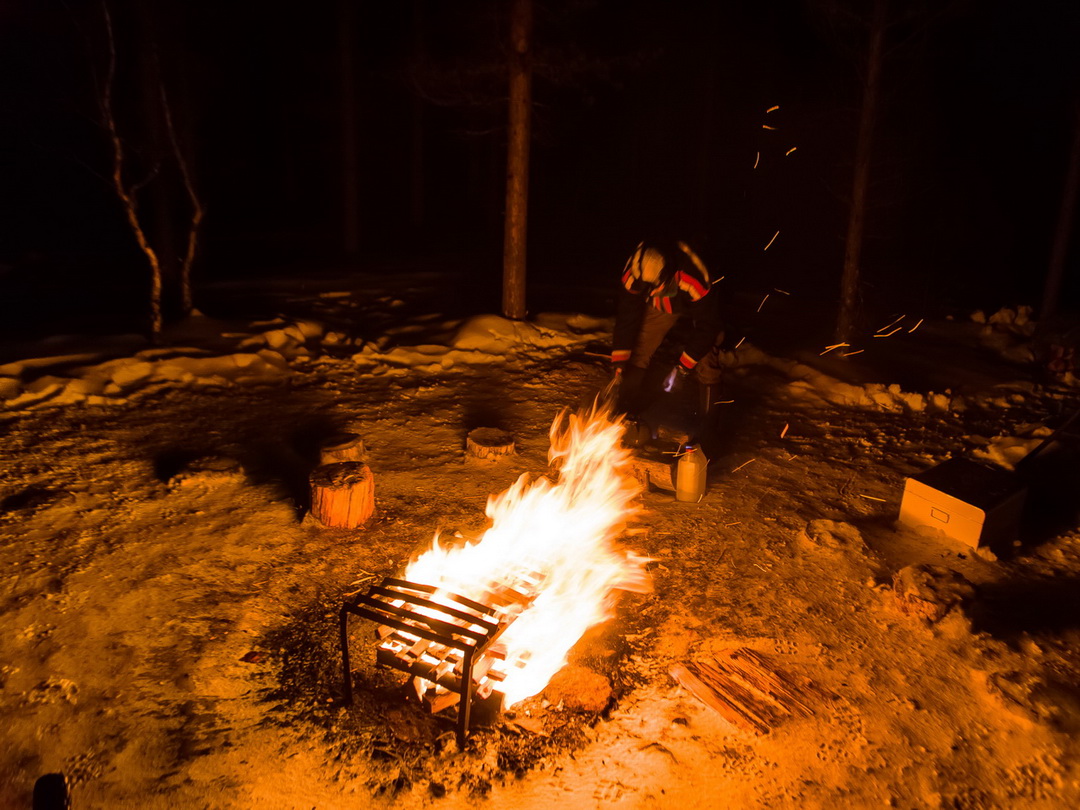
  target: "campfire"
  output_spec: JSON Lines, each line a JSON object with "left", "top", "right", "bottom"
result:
{"left": 341, "top": 402, "right": 651, "bottom": 742}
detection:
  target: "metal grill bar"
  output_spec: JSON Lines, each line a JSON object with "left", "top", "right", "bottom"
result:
{"left": 340, "top": 576, "right": 512, "bottom": 745}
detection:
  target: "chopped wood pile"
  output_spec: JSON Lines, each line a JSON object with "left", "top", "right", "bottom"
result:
{"left": 669, "top": 648, "right": 820, "bottom": 734}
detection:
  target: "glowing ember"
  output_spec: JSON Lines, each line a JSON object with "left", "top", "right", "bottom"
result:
{"left": 403, "top": 402, "right": 650, "bottom": 706}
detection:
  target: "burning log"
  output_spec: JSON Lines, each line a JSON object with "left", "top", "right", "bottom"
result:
{"left": 341, "top": 577, "right": 508, "bottom": 745}
{"left": 319, "top": 432, "right": 366, "bottom": 464}
{"left": 466, "top": 427, "right": 515, "bottom": 461}
{"left": 309, "top": 462, "right": 374, "bottom": 528}
{"left": 670, "top": 648, "right": 819, "bottom": 734}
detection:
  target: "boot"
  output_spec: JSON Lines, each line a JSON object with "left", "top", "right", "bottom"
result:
{"left": 616, "top": 365, "right": 646, "bottom": 415}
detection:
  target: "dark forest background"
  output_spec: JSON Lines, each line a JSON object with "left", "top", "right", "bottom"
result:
{"left": 0, "top": 0, "right": 1078, "bottom": 338}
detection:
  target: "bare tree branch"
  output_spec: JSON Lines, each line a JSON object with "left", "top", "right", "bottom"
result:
{"left": 101, "top": 0, "right": 163, "bottom": 340}
{"left": 160, "top": 79, "right": 203, "bottom": 316}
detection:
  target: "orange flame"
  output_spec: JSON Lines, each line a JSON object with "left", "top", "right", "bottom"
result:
{"left": 404, "top": 401, "right": 650, "bottom": 706}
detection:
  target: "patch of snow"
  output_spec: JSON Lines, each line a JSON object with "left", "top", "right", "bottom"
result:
{"left": 972, "top": 425, "right": 1053, "bottom": 470}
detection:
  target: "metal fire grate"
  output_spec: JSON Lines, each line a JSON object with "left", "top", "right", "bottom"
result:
{"left": 340, "top": 574, "right": 543, "bottom": 743}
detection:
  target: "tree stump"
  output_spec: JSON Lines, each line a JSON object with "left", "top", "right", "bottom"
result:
{"left": 319, "top": 432, "right": 366, "bottom": 465}
{"left": 466, "top": 428, "right": 515, "bottom": 461}
{"left": 309, "top": 462, "right": 374, "bottom": 528}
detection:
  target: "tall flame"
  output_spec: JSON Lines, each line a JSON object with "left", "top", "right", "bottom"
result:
{"left": 404, "top": 401, "right": 650, "bottom": 706}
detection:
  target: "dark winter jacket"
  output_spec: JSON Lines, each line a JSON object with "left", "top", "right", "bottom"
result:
{"left": 611, "top": 241, "right": 722, "bottom": 371}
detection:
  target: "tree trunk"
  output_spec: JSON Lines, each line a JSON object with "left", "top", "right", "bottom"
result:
{"left": 310, "top": 462, "right": 375, "bottom": 528}
{"left": 1041, "top": 102, "right": 1080, "bottom": 320}
{"left": 161, "top": 82, "right": 203, "bottom": 319}
{"left": 409, "top": 0, "right": 426, "bottom": 234}
{"left": 132, "top": 2, "right": 179, "bottom": 307}
{"left": 502, "top": 0, "right": 533, "bottom": 321}
{"left": 101, "top": 2, "right": 164, "bottom": 342}
{"left": 339, "top": 0, "right": 360, "bottom": 258}
{"left": 835, "top": 0, "right": 888, "bottom": 343}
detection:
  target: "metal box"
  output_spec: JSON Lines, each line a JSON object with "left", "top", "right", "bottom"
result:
{"left": 898, "top": 458, "right": 1027, "bottom": 550}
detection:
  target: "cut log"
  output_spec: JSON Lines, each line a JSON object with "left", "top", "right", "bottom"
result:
{"left": 319, "top": 432, "right": 367, "bottom": 464}
{"left": 628, "top": 454, "right": 676, "bottom": 492}
{"left": 309, "top": 462, "right": 374, "bottom": 528}
{"left": 466, "top": 428, "right": 515, "bottom": 460}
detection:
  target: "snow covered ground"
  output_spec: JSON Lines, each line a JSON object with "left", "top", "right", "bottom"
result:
{"left": 2, "top": 275, "right": 1079, "bottom": 808}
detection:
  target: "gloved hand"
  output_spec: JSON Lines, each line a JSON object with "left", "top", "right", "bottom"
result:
{"left": 663, "top": 364, "right": 690, "bottom": 394}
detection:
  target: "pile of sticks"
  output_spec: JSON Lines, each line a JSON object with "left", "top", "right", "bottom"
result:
{"left": 670, "top": 647, "right": 819, "bottom": 734}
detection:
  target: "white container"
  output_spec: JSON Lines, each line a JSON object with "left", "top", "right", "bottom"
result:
{"left": 898, "top": 458, "right": 1026, "bottom": 551}
{"left": 676, "top": 445, "right": 708, "bottom": 502}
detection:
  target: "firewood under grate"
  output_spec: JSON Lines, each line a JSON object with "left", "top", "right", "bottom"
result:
{"left": 340, "top": 573, "right": 544, "bottom": 744}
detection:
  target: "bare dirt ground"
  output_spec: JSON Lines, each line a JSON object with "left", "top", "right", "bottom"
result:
{"left": 2, "top": 338, "right": 1080, "bottom": 809}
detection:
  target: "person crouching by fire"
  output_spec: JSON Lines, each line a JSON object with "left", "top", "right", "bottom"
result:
{"left": 610, "top": 238, "right": 724, "bottom": 427}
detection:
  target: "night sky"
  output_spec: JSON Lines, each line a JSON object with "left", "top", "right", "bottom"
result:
{"left": 1, "top": 0, "right": 1078, "bottom": 337}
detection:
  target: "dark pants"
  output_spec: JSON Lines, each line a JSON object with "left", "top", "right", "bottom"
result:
{"left": 618, "top": 308, "right": 723, "bottom": 420}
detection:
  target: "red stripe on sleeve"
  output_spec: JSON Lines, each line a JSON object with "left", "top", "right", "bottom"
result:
{"left": 676, "top": 271, "right": 708, "bottom": 300}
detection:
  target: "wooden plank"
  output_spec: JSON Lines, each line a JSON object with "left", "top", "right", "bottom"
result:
{"left": 719, "top": 648, "right": 816, "bottom": 716}
{"left": 672, "top": 648, "right": 823, "bottom": 733}
{"left": 691, "top": 660, "right": 781, "bottom": 729}
{"left": 669, "top": 663, "right": 770, "bottom": 734}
